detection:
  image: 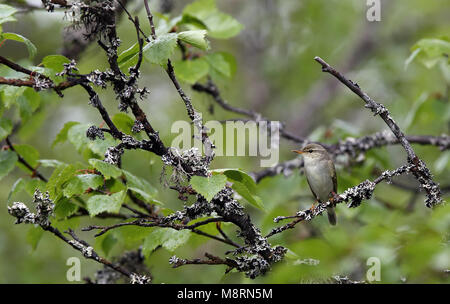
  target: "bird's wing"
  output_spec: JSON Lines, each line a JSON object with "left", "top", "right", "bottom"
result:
{"left": 305, "top": 174, "right": 320, "bottom": 202}
{"left": 328, "top": 159, "right": 337, "bottom": 193}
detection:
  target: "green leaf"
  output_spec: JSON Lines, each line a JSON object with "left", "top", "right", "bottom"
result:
{"left": 183, "top": 0, "right": 216, "bottom": 18}
{"left": 67, "top": 123, "right": 89, "bottom": 152}
{"left": 204, "top": 52, "right": 236, "bottom": 78}
{"left": 52, "top": 121, "right": 79, "bottom": 147}
{"left": 212, "top": 168, "right": 256, "bottom": 192}
{"left": 1, "top": 32, "right": 37, "bottom": 58}
{"left": 202, "top": 12, "right": 243, "bottom": 39}
{"left": 118, "top": 42, "right": 140, "bottom": 69}
{"left": 8, "top": 178, "right": 26, "bottom": 203}
{"left": 0, "top": 117, "right": 13, "bottom": 141}
{"left": 41, "top": 55, "right": 71, "bottom": 81}
{"left": 100, "top": 233, "right": 117, "bottom": 257}
{"left": 231, "top": 180, "right": 264, "bottom": 211}
{"left": 409, "top": 38, "right": 450, "bottom": 68}
{"left": 13, "top": 144, "right": 39, "bottom": 170}
{"left": 42, "top": 55, "right": 71, "bottom": 73}
{"left": 38, "top": 159, "right": 65, "bottom": 168}
{"left": 212, "top": 168, "right": 264, "bottom": 210}
{"left": 0, "top": 86, "right": 26, "bottom": 108}
{"left": 142, "top": 228, "right": 191, "bottom": 257}
{"left": 24, "top": 178, "right": 46, "bottom": 197}
{"left": 86, "top": 190, "right": 126, "bottom": 217}
{"left": 0, "top": 4, "right": 17, "bottom": 25}
{"left": 67, "top": 124, "right": 117, "bottom": 156}
{"left": 122, "top": 170, "right": 158, "bottom": 203}
{"left": 111, "top": 113, "right": 135, "bottom": 135}
{"left": 183, "top": 0, "right": 243, "bottom": 39}
{"left": 26, "top": 226, "right": 44, "bottom": 251}
{"left": 178, "top": 30, "right": 209, "bottom": 50}
{"left": 89, "top": 158, "right": 122, "bottom": 179}
{"left": 114, "top": 225, "right": 152, "bottom": 248}
{"left": 0, "top": 149, "right": 18, "bottom": 180}
{"left": 143, "top": 33, "right": 178, "bottom": 65}
{"left": 45, "top": 164, "right": 77, "bottom": 199}
{"left": 173, "top": 58, "right": 209, "bottom": 84}
{"left": 190, "top": 174, "right": 227, "bottom": 202}
{"left": 54, "top": 197, "right": 78, "bottom": 219}
{"left": 63, "top": 174, "right": 104, "bottom": 198}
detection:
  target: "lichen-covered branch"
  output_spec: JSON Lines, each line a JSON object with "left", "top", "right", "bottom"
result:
{"left": 314, "top": 56, "right": 442, "bottom": 207}
{"left": 7, "top": 190, "right": 151, "bottom": 284}
{"left": 267, "top": 165, "right": 413, "bottom": 238}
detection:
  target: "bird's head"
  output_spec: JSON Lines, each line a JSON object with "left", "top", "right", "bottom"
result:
{"left": 292, "top": 143, "right": 328, "bottom": 160}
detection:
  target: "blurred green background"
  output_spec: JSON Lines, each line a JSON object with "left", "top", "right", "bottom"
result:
{"left": 0, "top": 0, "right": 449, "bottom": 283}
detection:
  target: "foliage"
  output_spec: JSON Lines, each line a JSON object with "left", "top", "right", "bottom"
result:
{"left": 0, "top": 0, "right": 448, "bottom": 284}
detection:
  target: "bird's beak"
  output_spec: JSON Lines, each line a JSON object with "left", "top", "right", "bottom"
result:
{"left": 292, "top": 149, "right": 303, "bottom": 154}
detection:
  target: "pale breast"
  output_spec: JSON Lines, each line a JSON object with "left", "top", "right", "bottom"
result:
{"left": 304, "top": 159, "right": 334, "bottom": 202}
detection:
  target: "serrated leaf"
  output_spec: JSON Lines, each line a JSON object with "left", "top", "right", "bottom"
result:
{"left": 0, "top": 86, "right": 26, "bottom": 108}
{"left": 1, "top": 32, "right": 37, "bottom": 58}
{"left": 173, "top": 58, "right": 209, "bottom": 84}
{"left": 142, "top": 228, "right": 191, "bottom": 257}
{"left": 8, "top": 178, "right": 26, "bottom": 203}
{"left": 190, "top": 174, "right": 227, "bottom": 202}
{"left": 86, "top": 190, "right": 126, "bottom": 217}
{"left": 0, "top": 117, "right": 12, "bottom": 141}
{"left": 63, "top": 174, "right": 104, "bottom": 198}
{"left": 0, "top": 149, "right": 18, "bottom": 180}
{"left": 52, "top": 121, "right": 79, "bottom": 147}
{"left": 178, "top": 30, "right": 209, "bottom": 50}
{"left": 45, "top": 164, "right": 77, "bottom": 199}
{"left": 89, "top": 158, "right": 122, "bottom": 179}
{"left": 54, "top": 197, "right": 78, "bottom": 219}
{"left": 182, "top": 0, "right": 243, "bottom": 39}
{"left": 143, "top": 33, "right": 178, "bottom": 66}
{"left": 202, "top": 12, "right": 243, "bottom": 39}
{"left": 204, "top": 52, "right": 236, "bottom": 78}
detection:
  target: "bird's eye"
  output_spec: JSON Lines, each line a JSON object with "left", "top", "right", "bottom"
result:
{"left": 308, "top": 149, "right": 313, "bottom": 153}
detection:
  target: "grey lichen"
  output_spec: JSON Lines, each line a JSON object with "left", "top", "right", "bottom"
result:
{"left": 104, "top": 146, "right": 124, "bottom": 165}
{"left": 86, "top": 125, "right": 105, "bottom": 140}
{"left": 8, "top": 189, "right": 54, "bottom": 227}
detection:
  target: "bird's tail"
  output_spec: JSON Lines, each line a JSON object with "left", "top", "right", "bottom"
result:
{"left": 326, "top": 207, "right": 337, "bottom": 226}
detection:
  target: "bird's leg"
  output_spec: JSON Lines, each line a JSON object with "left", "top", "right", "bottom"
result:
{"left": 330, "top": 191, "right": 340, "bottom": 205}
{"left": 310, "top": 200, "right": 318, "bottom": 211}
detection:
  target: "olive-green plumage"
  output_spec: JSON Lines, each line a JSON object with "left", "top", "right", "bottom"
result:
{"left": 293, "top": 143, "right": 337, "bottom": 225}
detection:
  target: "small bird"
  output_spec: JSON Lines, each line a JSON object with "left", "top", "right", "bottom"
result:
{"left": 293, "top": 143, "right": 337, "bottom": 225}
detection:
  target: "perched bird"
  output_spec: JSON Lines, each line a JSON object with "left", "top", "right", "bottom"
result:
{"left": 293, "top": 143, "right": 337, "bottom": 225}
